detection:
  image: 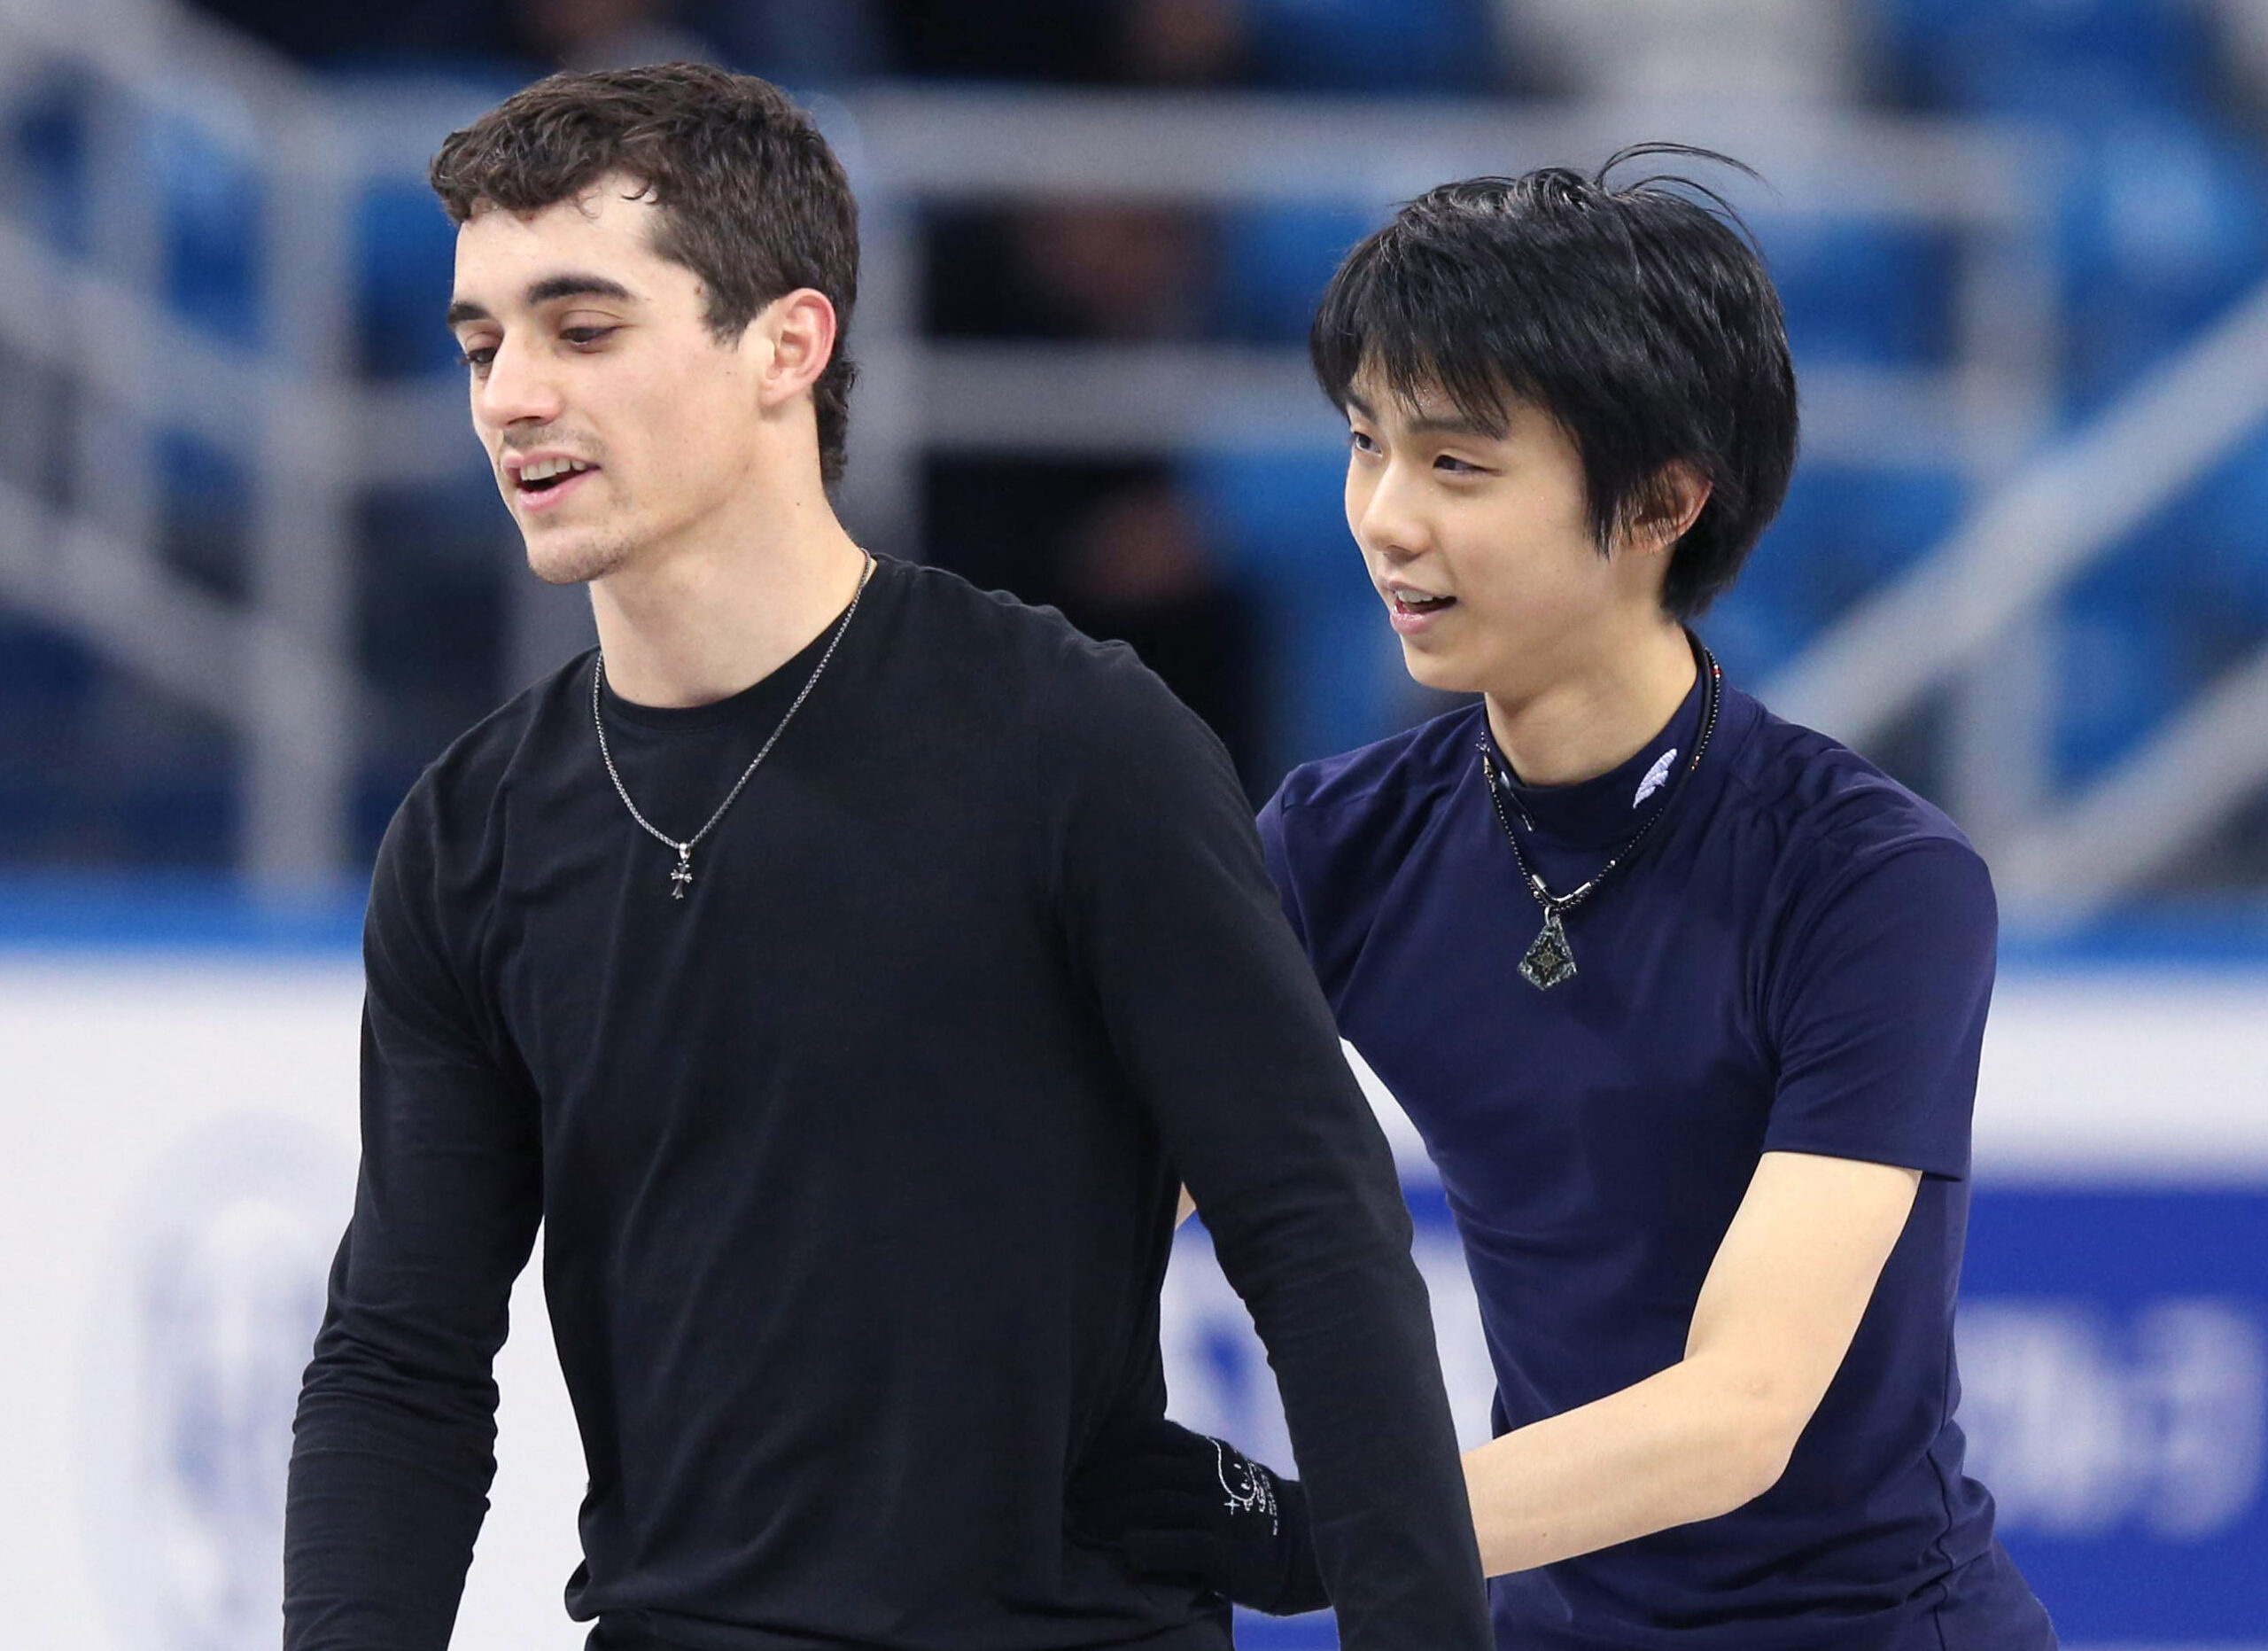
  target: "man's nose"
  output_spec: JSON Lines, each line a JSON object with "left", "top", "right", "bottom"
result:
{"left": 474, "top": 334, "right": 566, "bottom": 429}
{"left": 1354, "top": 465, "right": 1430, "bottom": 563}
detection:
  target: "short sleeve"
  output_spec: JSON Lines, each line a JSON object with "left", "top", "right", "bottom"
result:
{"left": 1254, "top": 786, "right": 1312, "bottom": 953}
{"left": 1250, "top": 780, "right": 1395, "bottom": 1014}
{"left": 1762, "top": 838, "right": 1997, "bottom": 1180}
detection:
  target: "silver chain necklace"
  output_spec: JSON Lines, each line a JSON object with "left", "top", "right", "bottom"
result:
{"left": 1480, "top": 635, "right": 1721, "bottom": 990}
{"left": 592, "top": 552, "right": 875, "bottom": 901}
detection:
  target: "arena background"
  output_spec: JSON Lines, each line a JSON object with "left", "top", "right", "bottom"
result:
{"left": 3, "top": 0, "right": 2266, "bottom": 1646}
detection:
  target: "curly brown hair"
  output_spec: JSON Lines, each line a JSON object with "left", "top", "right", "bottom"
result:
{"left": 431, "top": 63, "right": 859, "bottom": 484}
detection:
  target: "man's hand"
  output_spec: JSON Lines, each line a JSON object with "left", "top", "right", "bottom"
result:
{"left": 1068, "top": 1415, "right": 1329, "bottom": 1616}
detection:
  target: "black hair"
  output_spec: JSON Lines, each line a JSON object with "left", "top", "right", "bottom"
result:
{"left": 1309, "top": 144, "right": 1798, "bottom": 619}
{"left": 432, "top": 64, "right": 859, "bottom": 484}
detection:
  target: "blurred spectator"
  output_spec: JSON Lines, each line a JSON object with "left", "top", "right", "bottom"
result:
{"left": 1063, "top": 477, "right": 1259, "bottom": 779}
{"left": 928, "top": 203, "right": 1213, "bottom": 340}
{"left": 887, "top": 0, "right": 1491, "bottom": 92}
{"left": 1239, "top": 0, "right": 1497, "bottom": 94}
{"left": 1018, "top": 205, "right": 1214, "bottom": 339}
{"left": 882, "top": 0, "right": 1137, "bottom": 83}
{"left": 900, "top": 0, "right": 1246, "bottom": 764}
{"left": 181, "top": 0, "right": 402, "bottom": 64}
{"left": 909, "top": 67, "right": 1241, "bottom": 767}
{"left": 924, "top": 460, "right": 1261, "bottom": 785}
{"left": 694, "top": 0, "right": 892, "bottom": 83}
{"left": 187, "top": 0, "right": 718, "bottom": 72}
{"left": 882, "top": 0, "right": 1241, "bottom": 86}
{"left": 511, "top": 0, "right": 714, "bottom": 72}
{"left": 1123, "top": 0, "right": 1247, "bottom": 85}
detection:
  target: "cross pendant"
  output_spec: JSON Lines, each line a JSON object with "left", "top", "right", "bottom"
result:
{"left": 669, "top": 847, "right": 694, "bottom": 900}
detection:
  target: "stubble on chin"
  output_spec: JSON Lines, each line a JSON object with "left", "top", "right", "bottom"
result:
{"left": 524, "top": 530, "right": 636, "bottom": 587}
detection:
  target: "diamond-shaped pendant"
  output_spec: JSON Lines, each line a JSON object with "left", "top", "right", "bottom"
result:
{"left": 1519, "top": 911, "right": 1577, "bottom": 990}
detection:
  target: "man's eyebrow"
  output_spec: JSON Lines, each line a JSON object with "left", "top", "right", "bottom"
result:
{"left": 1342, "top": 389, "right": 1497, "bottom": 439}
{"left": 525, "top": 272, "right": 640, "bottom": 308}
{"left": 445, "top": 273, "right": 641, "bottom": 329}
{"left": 1405, "top": 409, "right": 1498, "bottom": 439}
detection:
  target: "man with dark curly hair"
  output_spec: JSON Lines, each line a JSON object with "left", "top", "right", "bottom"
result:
{"left": 281, "top": 64, "right": 1487, "bottom": 1651}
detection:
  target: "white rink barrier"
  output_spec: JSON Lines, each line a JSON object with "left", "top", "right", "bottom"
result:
{"left": 3, "top": 957, "right": 2264, "bottom": 1649}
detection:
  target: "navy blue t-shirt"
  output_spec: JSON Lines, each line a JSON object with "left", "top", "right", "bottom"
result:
{"left": 1258, "top": 677, "right": 2057, "bottom": 1651}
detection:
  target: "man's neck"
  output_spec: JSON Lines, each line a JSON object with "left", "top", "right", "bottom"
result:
{"left": 588, "top": 497, "right": 869, "bottom": 710}
{"left": 1483, "top": 618, "right": 1697, "bottom": 788}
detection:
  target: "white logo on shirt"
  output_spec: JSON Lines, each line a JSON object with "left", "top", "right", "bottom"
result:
{"left": 1634, "top": 749, "right": 1677, "bottom": 809}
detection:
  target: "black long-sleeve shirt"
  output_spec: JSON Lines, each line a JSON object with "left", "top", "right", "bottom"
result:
{"left": 284, "top": 559, "right": 1487, "bottom": 1651}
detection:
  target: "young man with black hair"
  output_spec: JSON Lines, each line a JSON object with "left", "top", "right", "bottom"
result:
{"left": 281, "top": 65, "right": 1490, "bottom": 1651}
{"left": 1071, "top": 153, "right": 2058, "bottom": 1649}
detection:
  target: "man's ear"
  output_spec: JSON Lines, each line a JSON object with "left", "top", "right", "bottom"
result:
{"left": 749, "top": 288, "right": 839, "bottom": 410}
{"left": 1627, "top": 461, "right": 1712, "bottom": 552}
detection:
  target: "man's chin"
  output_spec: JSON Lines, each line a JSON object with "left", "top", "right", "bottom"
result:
{"left": 524, "top": 532, "right": 632, "bottom": 588}
{"left": 1399, "top": 641, "right": 1478, "bottom": 696}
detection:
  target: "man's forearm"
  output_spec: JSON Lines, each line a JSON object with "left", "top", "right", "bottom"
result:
{"left": 1462, "top": 1353, "right": 1790, "bottom": 1575}
{"left": 1210, "top": 1194, "right": 1490, "bottom": 1648}
{"left": 1468, "top": 1151, "right": 1924, "bottom": 1575}
{"left": 284, "top": 1339, "right": 503, "bottom": 1648}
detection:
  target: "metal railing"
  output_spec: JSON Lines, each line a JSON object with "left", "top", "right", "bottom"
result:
{"left": 3, "top": 0, "right": 2109, "bottom": 901}
{"left": 0, "top": 0, "right": 473, "bottom": 892}
{"left": 1767, "top": 280, "right": 2268, "bottom": 923}
{"left": 832, "top": 84, "right": 2058, "bottom": 548}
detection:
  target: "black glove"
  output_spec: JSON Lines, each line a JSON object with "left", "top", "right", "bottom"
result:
{"left": 1067, "top": 1414, "right": 1329, "bottom": 1616}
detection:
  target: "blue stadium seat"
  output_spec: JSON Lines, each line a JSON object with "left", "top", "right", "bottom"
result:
{"left": 1182, "top": 448, "right": 1351, "bottom": 577}
{"left": 1710, "top": 463, "right": 1964, "bottom": 682}
{"left": 0, "top": 777, "right": 63, "bottom": 862}
{"left": 1714, "top": 474, "right": 1830, "bottom": 683}
{"left": 114, "top": 774, "right": 237, "bottom": 867}
{"left": 9, "top": 95, "right": 267, "bottom": 349}
{"left": 1239, "top": 0, "right": 1497, "bottom": 94}
{"left": 0, "top": 608, "right": 242, "bottom": 867}
{"left": 1875, "top": 0, "right": 2208, "bottom": 117}
{"left": 1756, "top": 215, "right": 1955, "bottom": 367}
{"left": 1742, "top": 464, "right": 1966, "bottom": 627}
{"left": 158, "top": 431, "right": 251, "bottom": 576}
{"left": 1211, "top": 202, "right": 1379, "bottom": 343}
{"left": 1180, "top": 448, "right": 1401, "bottom": 767}
{"left": 2053, "top": 573, "right": 2189, "bottom": 784}
{"left": 6, "top": 72, "right": 89, "bottom": 257}
{"left": 1697, "top": 580, "right": 1807, "bottom": 688}
{"left": 308, "top": 63, "right": 525, "bottom": 378}
{"left": 6, "top": 84, "right": 264, "bottom": 349}
{"left": 157, "top": 113, "right": 265, "bottom": 349}
{"left": 358, "top": 176, "right": 462, "bottom": 378}
{"left": 2054, "top": 113, "right": 2268, "bottom": 413}
{"left": 0, "top": 614, "right": 98, "bottom": 705}
{"left": 2116, "top": 426, "right": 2268, "bottom": 631}
{"left": 2183, "top": 429, "right": 2268, "bottom": 622}
{"left": 0, "top": 482, "right": 252, "bottom": 869}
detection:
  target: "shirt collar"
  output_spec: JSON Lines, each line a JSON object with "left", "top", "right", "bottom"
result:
{"left": 1486, "top": 667, "right": 1708, "bottom": 851}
